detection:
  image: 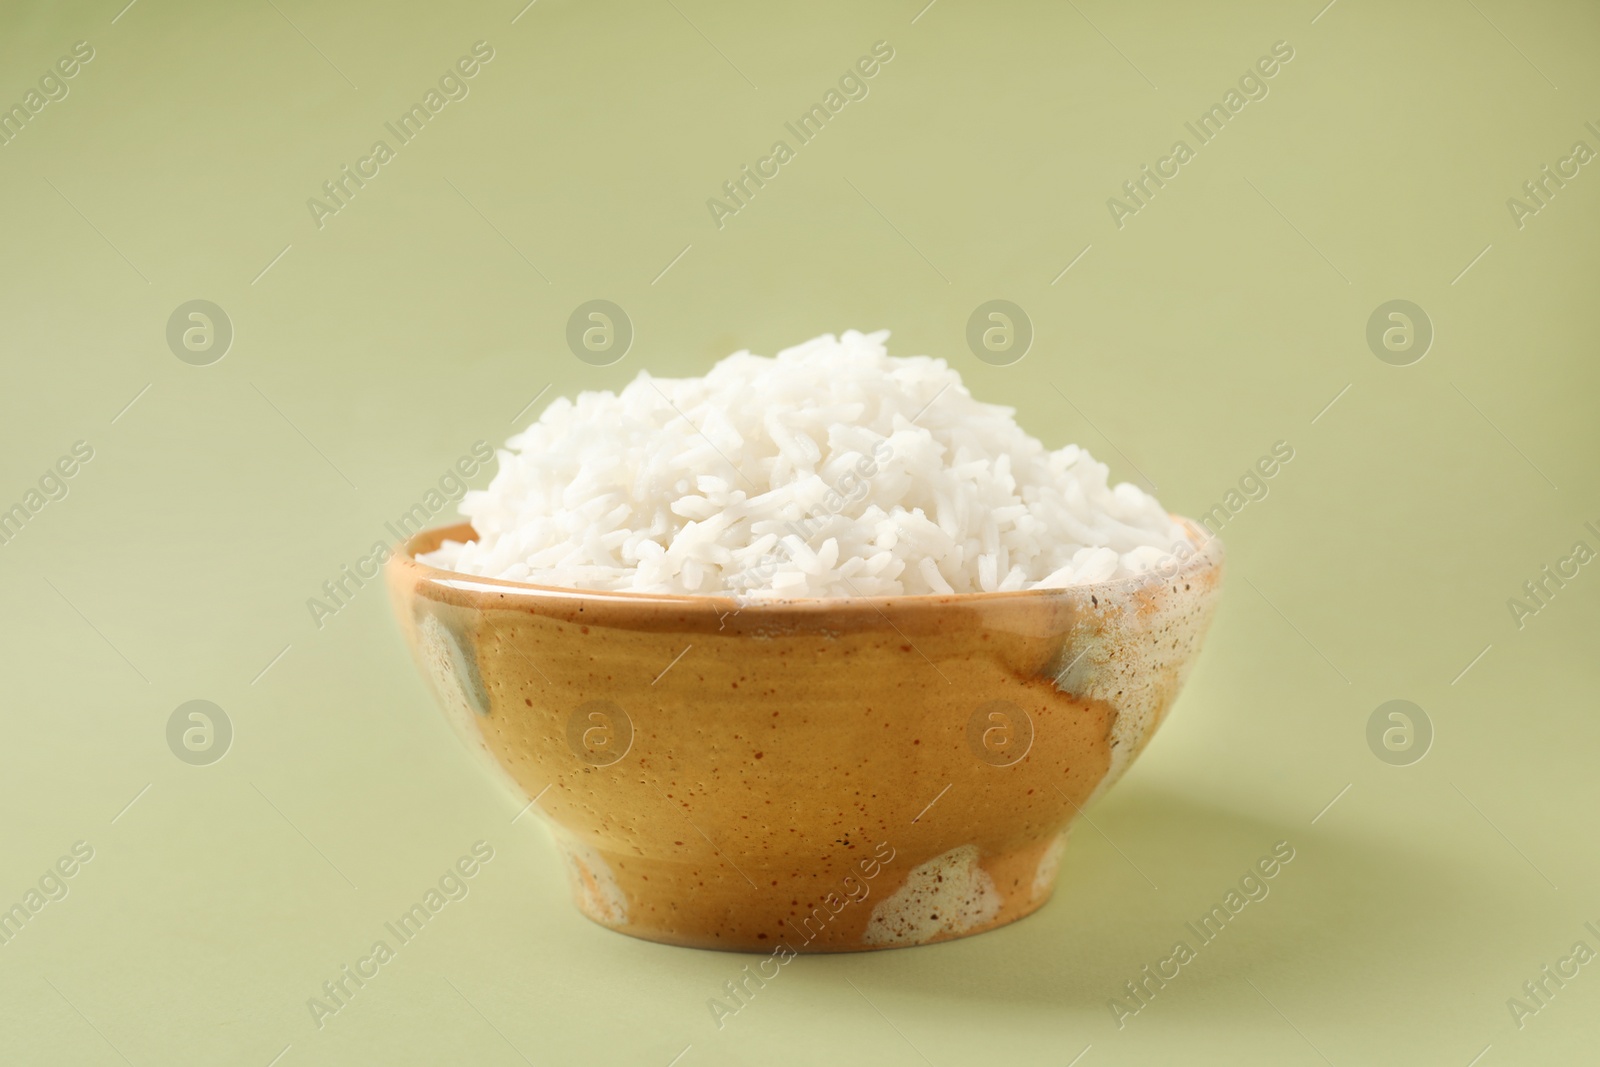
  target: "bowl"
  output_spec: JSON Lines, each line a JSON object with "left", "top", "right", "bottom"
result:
{"left": 386, "top": 520, "right": 1223, "bottom": 952}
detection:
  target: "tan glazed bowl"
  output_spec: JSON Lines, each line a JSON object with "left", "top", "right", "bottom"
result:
{"left": 387, "top": 521, "right": 1223, "bottom": 952}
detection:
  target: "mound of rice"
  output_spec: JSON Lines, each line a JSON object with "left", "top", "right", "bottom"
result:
{"left": 421, "top": 330, "right": 1192, "bottom": 598}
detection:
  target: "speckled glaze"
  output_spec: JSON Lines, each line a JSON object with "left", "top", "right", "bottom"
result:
{"left": 386, "top": 521, "right": 1223, "bottom": 952}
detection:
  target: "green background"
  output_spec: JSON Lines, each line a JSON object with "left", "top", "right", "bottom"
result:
{"left": 2, "top": 0, "right": 1597, "bottom": 1063}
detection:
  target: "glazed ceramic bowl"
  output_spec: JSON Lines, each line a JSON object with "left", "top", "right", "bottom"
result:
{"left": 386, "top": 521, "right": 1223, "bottom": 952}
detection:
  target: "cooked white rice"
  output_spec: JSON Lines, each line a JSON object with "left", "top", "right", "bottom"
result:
{"left": 421, "top": 330, "right": 1191, "bottom": 598}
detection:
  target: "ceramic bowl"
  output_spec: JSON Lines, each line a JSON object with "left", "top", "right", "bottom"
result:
{"left": 386, "top": 521, "right": 1222, "bottom": 952}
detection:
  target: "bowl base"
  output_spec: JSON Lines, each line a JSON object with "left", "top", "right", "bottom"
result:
{"left": 554, "top": 831, "right": 1070, "bottom": 953}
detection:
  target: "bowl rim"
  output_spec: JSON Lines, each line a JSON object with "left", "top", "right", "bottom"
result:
{"left": 388, "top": 517, "right": 1223, "bottom": 613}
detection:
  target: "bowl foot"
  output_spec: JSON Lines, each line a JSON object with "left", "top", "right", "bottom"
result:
{"left": 554, "top": 831, "right": 1071, "bottom": 953}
